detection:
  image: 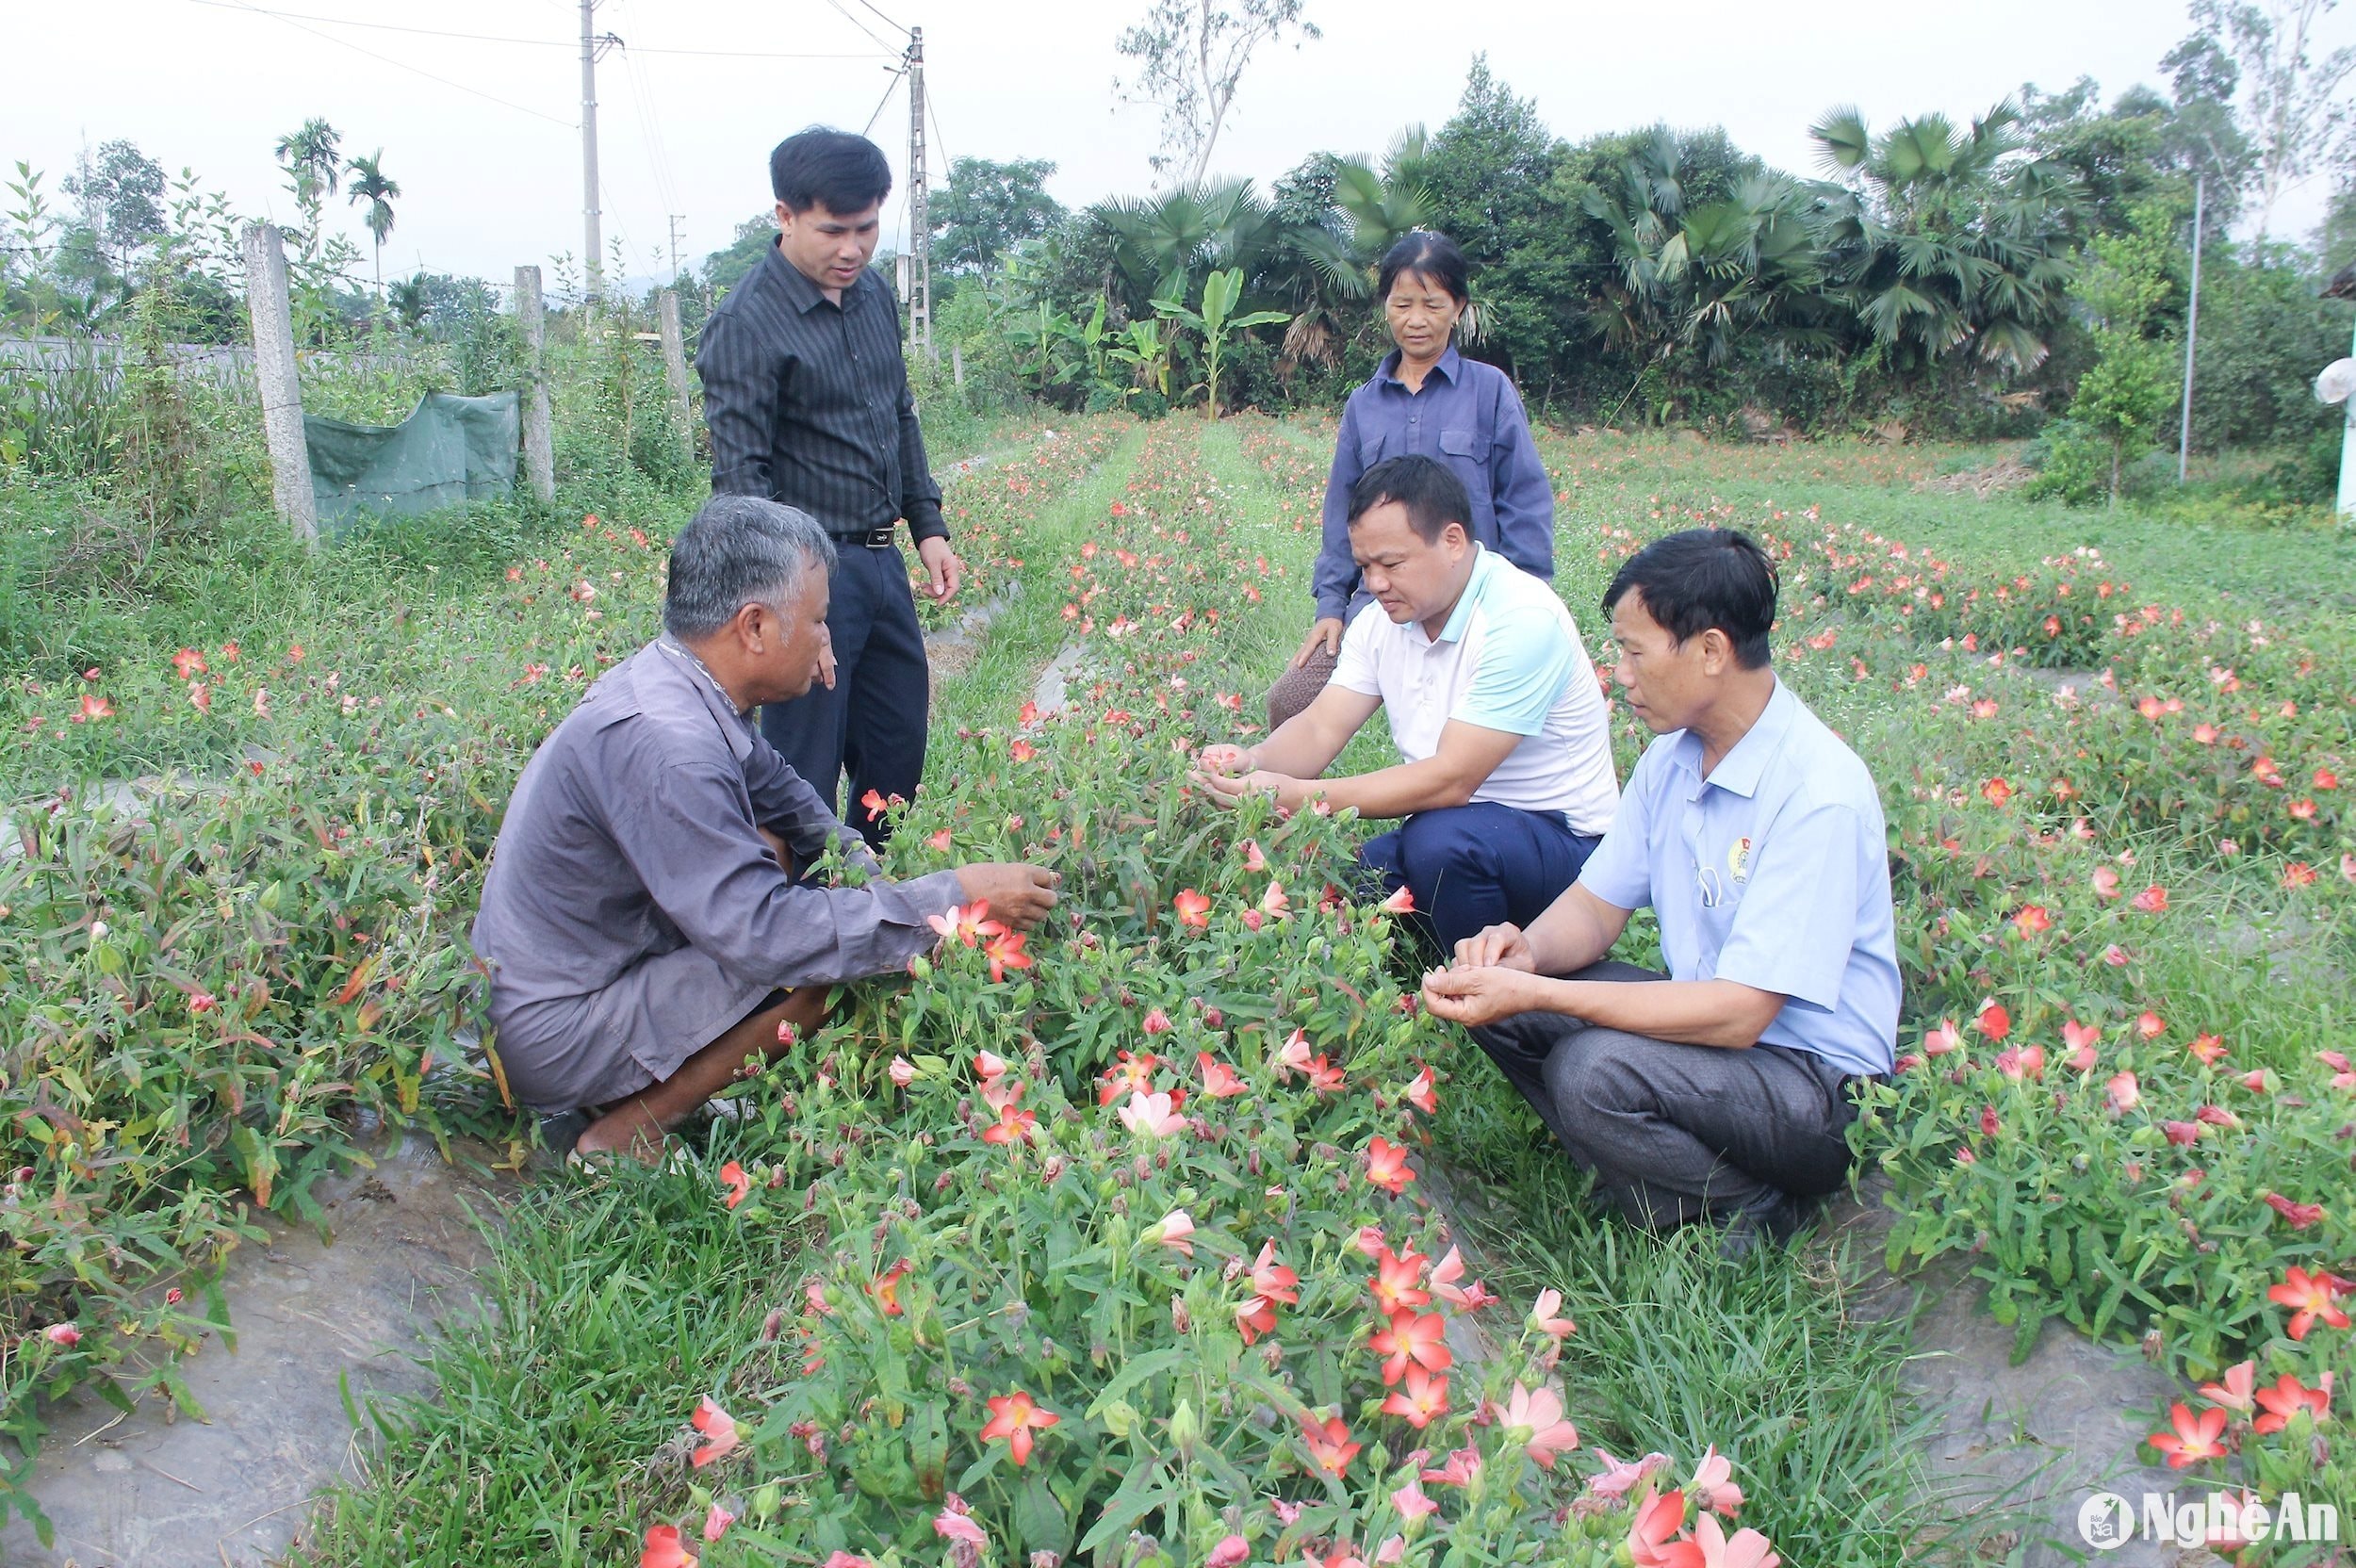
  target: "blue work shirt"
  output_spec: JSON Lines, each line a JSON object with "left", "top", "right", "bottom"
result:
{"left": 1314, "top": 346, "right": 1556, "bottom": 623}
{"left": 1576, "top": 679, "right": 1900, "bottom": 1077}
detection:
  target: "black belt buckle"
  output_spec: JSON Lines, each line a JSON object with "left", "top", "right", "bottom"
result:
{"left": 831, "top": 526, "right": 895, "bottom": 549}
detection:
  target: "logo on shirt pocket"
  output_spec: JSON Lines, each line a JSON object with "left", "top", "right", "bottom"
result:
{"left": 1728, "top": 835, "right": 1753, "bottom": 883}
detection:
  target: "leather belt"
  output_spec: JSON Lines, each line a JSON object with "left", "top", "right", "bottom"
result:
{"left": 828, "top": 527, "right": 897, "bottom": 548}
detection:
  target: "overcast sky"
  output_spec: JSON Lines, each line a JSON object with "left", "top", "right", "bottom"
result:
{"left": 7, "top": 0, "right": 2345, "bottom": 291}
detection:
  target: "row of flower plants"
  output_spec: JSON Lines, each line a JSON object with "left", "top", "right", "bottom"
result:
{"left": 626, "top": 424, "right": 1789, "bottom": 1568}
{"left": 0, "top": 420, "right": 1128, "bottom": 1541}
{"left": 1530, "top": 445, "right": 2351, "bottom": 1547}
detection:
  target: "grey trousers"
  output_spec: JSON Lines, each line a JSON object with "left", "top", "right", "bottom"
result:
{"left": 1467, "top": 963, "right": 1868, "bottom": 1228}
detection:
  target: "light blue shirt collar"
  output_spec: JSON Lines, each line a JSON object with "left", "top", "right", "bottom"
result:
{"left": 1667, "top": 678, "right": 1798, "bottom": 800}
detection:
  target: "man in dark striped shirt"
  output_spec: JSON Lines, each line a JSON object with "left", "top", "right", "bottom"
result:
{"left": 695, "top": 126, "right": 959, "bottom": 846}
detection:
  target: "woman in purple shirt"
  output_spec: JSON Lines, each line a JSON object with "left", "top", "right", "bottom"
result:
{"left": 1266, "top": 232, "right": 1559, "bottom": 727}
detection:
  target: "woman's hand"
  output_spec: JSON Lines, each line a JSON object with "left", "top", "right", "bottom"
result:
{"left": 1292, "top": 618, "right": 1345, "bottom": 668}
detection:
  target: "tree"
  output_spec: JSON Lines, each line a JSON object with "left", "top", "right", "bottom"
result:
{"left": 2176, "top": 0, "right": 2356, "bottom": 237}
{"left": 1809, "top": 100, "right": 2082, "bottom": 373}
{"left": 934, "top": 157, "right": 1065, "bottom": 276}
{"left": 1153, "top": 266, "right": 1289, "bottom": 417}
{"left": 345, "top": 150, "right": 401, "bottom": 288}
{"left": 1114, "top": 0, "right": 1320, "bottom": 184}
{"left": 61, "top": 139, "right": 166, "bottom": 278}
{"left": 274, "top": 118, "right": 343, "bottom": 207}
{"left": 1420, "top": 58, "right": 1577, "bottom": 379}
{"left": 2069, "top": 202, "right": 2183, "bottom": 502}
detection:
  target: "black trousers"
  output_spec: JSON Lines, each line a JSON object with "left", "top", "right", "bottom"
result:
{"left": 1467, "top": 962, "right": 1869, "bottom": 1228}
{"left": 760, "top": 542, "right": 927, "bottom": 850}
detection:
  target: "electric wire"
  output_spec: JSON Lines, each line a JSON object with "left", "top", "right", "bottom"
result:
{"left": 199, "top": 0, "right": 576, "bottom": 125}
{"left": 822, "top": 0, "right": 900, "bottom": 54}
{"left": 185, "top": 0, "right": 890, "bottom": 58}
{"left": 861, "top": 69, "right": 907, "bottom": 138}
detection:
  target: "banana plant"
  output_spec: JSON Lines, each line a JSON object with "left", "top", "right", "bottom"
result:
{"left": 1150, "top": 268, "right": 1289, "bottom": 421}
{"left": 1106, "top": 318, "right": 1173, "bottom": 404}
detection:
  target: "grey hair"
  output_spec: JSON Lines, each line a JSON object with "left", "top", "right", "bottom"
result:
{"left": 663, "top": 495, "right": 837, "bottom": 640}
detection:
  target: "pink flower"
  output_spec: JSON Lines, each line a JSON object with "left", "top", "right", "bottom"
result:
{"left": 889, "top": 1055, "right": 916, "bottom": 1088}
{"left": 718, "top": 1161, "right": 750, "bottom": 1211}
{"left": 1119, "top": 1089, "right": 1187, "bottom": 1137}
{"left": 2131, "top": 884, "right": 2169, "bottom": 914}
{"left": 41, "top": 1323, "right": 79, "bottom": 1348}
{"left": 1585, "top": 1446, "right": 1669, "bottom": 1499}
{"left": 1529, "top": 1288, "right": 1577, "bottom": 1340}
{"left": 1381, "top": 885, "right": 1416, "bottom": 915}
{"left": 975, "top": 1049, "right": 1009, "bottom": 1081}
{"left": 1241, "top": 839, "right": 1268, "bottom": 873}
{"left": 1404, "top": 1067, "right": 1437, "bottom": 1115}
{"left": 2062, "top": 1019, "right": 2101, "bottom": 1070}
{"left": 1198, "top": 1053, "right": 1247, "bottom": 1098}
{"left": 1497, "top": 1381, "right": 1580, "bottom": 1468}
{"left": 2091, "top": 865, "right": 2121, "bottom": 900}
{"left": 1419, "top": 1446, "right": 1482, "bottom": 1488}
{"left": 1922, "top": 1020, "right": 1961, "bottom": 1056}
{"left": 2197, "top": 1360, "right": 2255, "bottom": 1413}
{"left": 1153, "top": 1210, "right": 1196, "bottom": 1256}
{"left": 1684, "top": 1514, "right": 1783, "bottom": 1568}
{"left": 690, "top": 1396, "right": 739, "bottom": 1467}
{"left": 1205, "top": 1536, "right": 1251, "bottom": 1568}
{"left": 642, "top": 1525, "right": 697, "bottom": 1568}
{"left": 702, "top": 1502, "right": 736, "bottom": 1543}
{"left": 1390, "top": 1477, "right": 1439, "bottom": 1520}
{"left": 1689, "top": 1444, "right": 1745, "bottom": 1516}
{"left": 2104, "top": 1071, "right": 2141, "bottom": 1115}
{"left": 1259, "top": 880, "right": 1290, "bottom": 919}
{"left": 1141, "top": 1006, "right": 1174, "bottom": 1036}
{"left": 1275, "top": 1028, "right": 1315, "bottom": 1078}
{"left": 1628, "top": 1490, "right": 1688, "bottom": 1567}
{"left": 1173, "top": 889, "right": 1211, "bottom": 928}
{"left": 1365, "top": 1136, "right": 1415, "bottom": 1195}
{"left": 934, "top": 1507, "right": 988, "bottom": 1546}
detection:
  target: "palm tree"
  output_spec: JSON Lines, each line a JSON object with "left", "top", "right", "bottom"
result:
{"left": 345, "top": 150, "right": 401, "bottom": 287}
{"left": 273, "top": 118, "right": 343, "bottom": 207}
{"left": 1807, "top": 101, "right": 2080, "bottom": 372}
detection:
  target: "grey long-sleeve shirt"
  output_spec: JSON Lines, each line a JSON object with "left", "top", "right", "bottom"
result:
{"left": 470, "top": 639, "right": 964, "bottom": 1021}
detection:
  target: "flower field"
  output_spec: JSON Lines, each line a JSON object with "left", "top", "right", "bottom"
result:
{"left": 2, "top": 418, "right": 2351, "bottom": 1562}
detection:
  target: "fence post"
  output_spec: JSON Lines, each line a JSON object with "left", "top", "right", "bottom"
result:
{"left": 240, "top": 223, "right": 317, "bottom": 544}
{"left": 657, "top": 288, "right": 693, "bottom": 453}
{"left": 952, "top": 342, "right": 965, "bottom": 389}
{"left": 515, "top": 265, "right": 556, "bottom": 501}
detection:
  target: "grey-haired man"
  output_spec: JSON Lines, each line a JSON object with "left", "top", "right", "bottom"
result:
{"left": 471, "top": 495, "right": 1058, "bottom": 1159}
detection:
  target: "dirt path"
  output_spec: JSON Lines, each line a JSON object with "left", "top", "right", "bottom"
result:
{"left": 1, "top": 1135, "right": 511, "bottom": 1567}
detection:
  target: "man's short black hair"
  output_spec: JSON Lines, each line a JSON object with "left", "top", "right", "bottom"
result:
{"left": 1346, "top": 454, "right": 1471, "bottom": 546}
{"left": 1602, "top": 528, "right": 1778, "bottom": 670}
{"left": 770, "top": 126, "right": 892, "bottom": 214}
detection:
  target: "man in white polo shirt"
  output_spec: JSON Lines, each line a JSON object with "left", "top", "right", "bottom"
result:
{"left": 1198, "top": 454, "right": 1618, "bottom": 953}
{"left": 1418, "top": 528, "right": 1899, "bottom": 1258}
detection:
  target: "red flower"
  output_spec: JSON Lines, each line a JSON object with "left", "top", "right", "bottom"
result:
{"left": 1141, "top": 1006, "right": 1173, "bottom": 1036}
{"left": 981, "top": 1104, "right": 1037, "bottom": 1145}
{"left": 1973, "top": 1000, "right": 2010, "bottom": 1041}
{"left": 872, "top": 1259, "right": 910, "bottom": 1316}
{"left": 1197, "top": 1053, "right": 1246, "bottom": 1098}
{"left": 1369, "top": 1246, "right": 1432, "bottom": 1315}
{"left": 2131, "top": 884, "right": 2169, "bottom": 914}
{"left": 1009, "top": 738, "right": 1037, "bottom": 762}
{"left": 1404, "top": 1066, "right": 1437, "bottom": 1115}
{"left": 1980, "top": 776, "right": 2013, "bottom": 806}
{"left": 74, "top": 694, "right": 112, "bottom": 723}
{"left": 926, "top": 827, "right": 954, "bottom": 852}
{"left": 984, "top": 929, "right": 1031, "bottom": 983}
{"left": 1299, "top": 1413, "right": 1362, "bottom": 1477}
{"left": 2251, "top": 1374, "right": 2329, "bottom": 1434}
{"left": 690, "top": 1396, "right": 739, "bottom": 1467}
{"left": 2010, "top": 905, "right": 2051, "bottom": 937}
{"left": 1381, "top": 885, "right": 1417, "bottom": 915}
{"left": 642, "top": 1524, "right": 698, "bottom": 1568}
{"left": 2262, "top": 1192, "right": 2325, "bottom": 1229}
{"left": 2148, "top": 1402, "right": 2227, "bottom": 1468}
{"left": 172, "top": 647, "right": 207, "bottom": 678}
{"left": 1380, "top": 1364, "right": 1449, "bottom": 1428}
{"left": 2135, "top": 1011, "right": 2166, "bottom": 1040}
{"left": 1365, "top": 1135, "right": 1415, "bottom": 1195}
{"left": 1172, "top": 889, "right": 1211, "bottom": 929}
{"left": 1249, "top": 1239, "right": 1299, "bottom": 1306}
{"left": 2187, "top": 1033, "right": 2227, "bottom": 1065}
{"left": 40, "top": 1323, "right": 79, "bottom": 1348}
{"left": 1369, "top": 1310, "right": 1451, "bottom": 1386}
{"left": 2266, "top": 1266, "right": 2352, "bottom": 1340}
{"left": 718, "top": 1161, "right": 749, "bottom": 1210}
{"left": 979, "top": 1390, "right": 1060, "bottom": 1465}
{"left": 2091, "top": 866, "right": 2121, "bottom": 900}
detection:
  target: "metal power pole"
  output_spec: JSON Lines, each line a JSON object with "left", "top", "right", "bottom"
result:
{"left": 906, "top": 24, "right": 934, "bottom": 360}
{"left": 579, "top": 1, "right": 621, "bottom": 302}
{"left": 668, "top": 214, "right": 685, "bottom": 285}
{"left": 2179, "top": 172, "right": 2204, "bottom": 483}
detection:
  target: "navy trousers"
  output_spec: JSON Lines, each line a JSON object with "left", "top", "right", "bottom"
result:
{"left": 1359, "top": 801, "right": 1599, "bottom": 954}
{"left": 760, "top": 542, "right": 928, "bottom": 850}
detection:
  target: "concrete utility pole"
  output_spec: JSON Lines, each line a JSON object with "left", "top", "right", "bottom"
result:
{"left": 657, "top": 288, "right": 692, "bottom": 448}
{"left": 579, "top": 0, "right": 622, "bottom": 301}
{"left": 668, "top": 214, "right": 685, "bottom": 285}
{"left": 906, "top": 25, "right": 934, "bottom": 360}
{"left": 515, "top": 265, "right": 556, "bottom": 500}
{"left": 241, "top": 223, "right": 318, "bottom": 544}
{"left": 2179, "top": 173, "right": 2204, "bottom": 483}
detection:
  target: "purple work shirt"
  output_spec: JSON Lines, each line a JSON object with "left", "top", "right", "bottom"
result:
{"left": 1314, "top": 345, "right": 1557, "bottom": 623}
{"left": 470, "top": 639, "right": 962, "bottom": 1108}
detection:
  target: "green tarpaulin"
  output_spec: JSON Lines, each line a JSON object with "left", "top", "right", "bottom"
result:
{"left": 305, "top": 390, "right": 520, "bottom": 526}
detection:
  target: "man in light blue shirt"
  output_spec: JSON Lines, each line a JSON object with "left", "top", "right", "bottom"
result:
{"left": 1420, "top": 528, "right": 1898, "bottom": 1257}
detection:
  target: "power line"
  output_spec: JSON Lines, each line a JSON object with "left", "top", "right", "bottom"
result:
{"left": 823, "top": 0, "right": 900, "bottom": 54}
{"left": 184, "top": 0, "right": 891, "bottom": 58}
{"left": 847, "top": 0, "right": 908, "bottom": 37}
{"left": 861, "top": 69, "right": 907, "bottom": 139}
{"left": 199, "top": 0, "right": 576, "bottom": 125}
